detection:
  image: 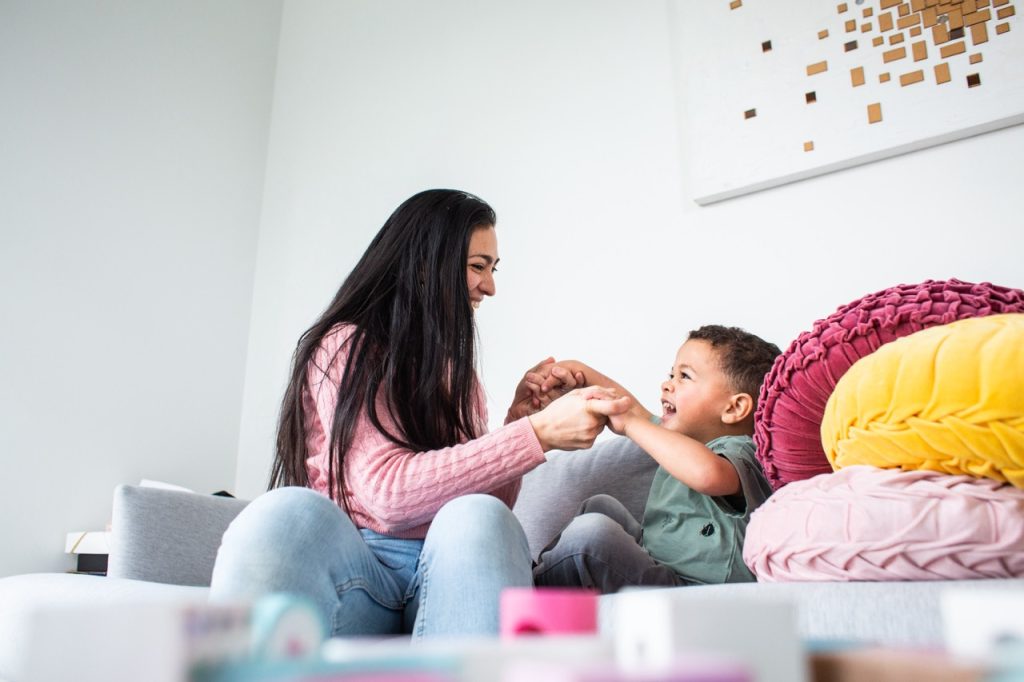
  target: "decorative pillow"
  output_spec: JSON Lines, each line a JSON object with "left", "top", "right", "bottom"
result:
{"left": 754, "top": 279, "right": 1024, "bottom": 490}
{"left": 821, "top": 314, "right": 1024, "bottom": 487}
{"left": 743, "top": 466, "right": 1024, "bottom": 581}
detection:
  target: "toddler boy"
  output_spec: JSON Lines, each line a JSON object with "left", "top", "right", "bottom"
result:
{"left": 532, "top": 325, "right": 780, "bottom": 592}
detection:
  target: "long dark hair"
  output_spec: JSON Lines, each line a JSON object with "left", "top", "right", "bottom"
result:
{"left": 270, "top": 189, "right": 497, "bottom": 504}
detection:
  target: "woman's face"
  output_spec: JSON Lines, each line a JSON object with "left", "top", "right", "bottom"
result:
{"left": 466, "top": 226, "right": 499, "bottom": 311}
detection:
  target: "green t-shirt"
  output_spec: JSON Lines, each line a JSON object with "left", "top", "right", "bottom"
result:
{"left": 640, "top": 435, "right": 772, "bottom": 584}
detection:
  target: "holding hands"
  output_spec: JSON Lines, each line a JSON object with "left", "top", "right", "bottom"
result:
{"left": 508, "top": 357, "right": 646, "bottom": 452}
{"left": 526, "top": 386, "right": 630, "bottom": 452}
{"left": 584, "top": 389, "right": 652, "bottom": 437}
{"left": 505, "top": 357, "right": 586, "bottom": 423}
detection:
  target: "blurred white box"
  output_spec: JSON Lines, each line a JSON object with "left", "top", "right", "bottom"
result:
{"left": 22, "top": 600, "right": 250, "bottom": 682}
{"left": 612, "top": 589, "right": 806, "bottom": 682}
{"left": 943, "top": 588, "right": 1024, "bottom": 662}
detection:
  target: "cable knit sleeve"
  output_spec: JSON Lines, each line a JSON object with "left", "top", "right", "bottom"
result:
{"left": 344, "top": 413, "right": 543, "bottom": 534}
{"left": 304, "top": 324, "right": 546, "bottom": 538}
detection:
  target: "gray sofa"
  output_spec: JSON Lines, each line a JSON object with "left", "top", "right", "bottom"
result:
{"left": 1, "top": 436, "right": 1020, "bottom": 680}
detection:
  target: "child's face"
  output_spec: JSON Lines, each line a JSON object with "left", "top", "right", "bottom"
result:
{"left": 659, "top": 339, "right": 736, "bottom": 443}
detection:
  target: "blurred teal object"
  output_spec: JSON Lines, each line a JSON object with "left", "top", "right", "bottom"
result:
{"left": 250, "top": 593, "right": 326, "bottom": 661}
{"left": 988, "top": 640, "right": 1024, "bottom": 682}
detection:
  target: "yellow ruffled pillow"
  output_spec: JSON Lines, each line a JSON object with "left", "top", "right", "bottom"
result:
{"left": 821, "top": 313, "right": 1024, "bottom": 487}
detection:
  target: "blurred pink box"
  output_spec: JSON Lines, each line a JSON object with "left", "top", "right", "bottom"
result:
{"left": 500, "top": 588, "right": 598, "bottom": 638}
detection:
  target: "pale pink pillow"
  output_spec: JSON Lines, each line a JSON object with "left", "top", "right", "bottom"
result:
{"left": 753, "top": 279, "right": 1024, "bottom": 490}
{"left": 743, "top": 466, "right": 1024, "bottom": 582}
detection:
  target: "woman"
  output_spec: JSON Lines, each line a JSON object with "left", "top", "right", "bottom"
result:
{"left": 210, "top": 189, "right": 625, "bottom": 637}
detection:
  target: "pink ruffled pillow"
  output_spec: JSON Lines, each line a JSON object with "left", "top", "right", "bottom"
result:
{"left": 753, "top": 279, "right": 1024, "bottom": 490}
{"left": 743, "top": 466, "right": 1024, "bottom": 582}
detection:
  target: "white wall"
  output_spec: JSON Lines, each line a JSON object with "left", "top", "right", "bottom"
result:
{"left": 0, "top": 1, "right": 282, "bottom": 577}
{"left": 235, "top": 0, "right": 1024, "bottom": 498}
{"left": 0, "top": 0, "right": 1013, "bottom": 575}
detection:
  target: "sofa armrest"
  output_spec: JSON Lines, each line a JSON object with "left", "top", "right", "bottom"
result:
{"left": 108, "top": 484, "right": 249, "bottom": 586}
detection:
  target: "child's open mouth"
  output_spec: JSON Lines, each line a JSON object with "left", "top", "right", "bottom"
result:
{"left": 661, "top": 401, "right": 676, "bottom": 417}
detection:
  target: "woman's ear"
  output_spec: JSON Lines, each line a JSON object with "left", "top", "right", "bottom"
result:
{"left": 721, "top": 393, "right": 753, "bottom": 425}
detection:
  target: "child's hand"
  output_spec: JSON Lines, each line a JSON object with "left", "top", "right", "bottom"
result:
{"left": 584, "top": 389, "right": 636, "bottom": 435}
{"left": 527, "top": 386, "right": 624, "bottom": 452}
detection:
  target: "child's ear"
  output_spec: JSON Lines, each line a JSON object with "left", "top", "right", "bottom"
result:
{"left": 721, "top": 393, "right": 753, "bottom": 425}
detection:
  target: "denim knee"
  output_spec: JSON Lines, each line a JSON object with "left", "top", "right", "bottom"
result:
{"left": 424, "top": 494, "right": 531, "bottom": 568}
{"left": 222, "top": 488, "right": 340, "bottom": 550}
{"left": 431, "top": 494, "right": 522, "bottom": 541}
{"left": 413, "top": 494, "right": 532, "bottom": 637}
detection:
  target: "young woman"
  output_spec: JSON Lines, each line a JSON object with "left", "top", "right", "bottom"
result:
{"left": 210, "top": 189, "right": 626, "bottom": 637}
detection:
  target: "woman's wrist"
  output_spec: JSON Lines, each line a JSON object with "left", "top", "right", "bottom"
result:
{"left": 526, "top": 412, "right": 552, "bottom": 452}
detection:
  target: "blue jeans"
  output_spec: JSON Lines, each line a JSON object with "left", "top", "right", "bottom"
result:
{"left": 209, "top": 488, "right": 533, "bottom": 637}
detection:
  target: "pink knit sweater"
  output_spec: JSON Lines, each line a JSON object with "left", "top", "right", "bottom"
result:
{"left": 303, "top": 324, "right": 546, "bottom": 538}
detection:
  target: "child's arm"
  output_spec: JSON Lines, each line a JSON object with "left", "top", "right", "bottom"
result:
{"left": 624, "top": 417, "right": 740, "bottom": 497}
{"left": 541, "top": 360, "right": 640, "bottom": 404}
{"left": 588, "top": 396, "right": 741, "bottom": 497}
{"left": 545, "top": 362, "right": 740, "bottom": 496}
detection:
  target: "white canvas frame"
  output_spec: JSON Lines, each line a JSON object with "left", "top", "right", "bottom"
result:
{"left": 676, "top": 0, "right": 1024, "bottom": 205}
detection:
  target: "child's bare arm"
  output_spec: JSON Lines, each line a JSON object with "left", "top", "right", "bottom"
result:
{"left": 542, "top": 360, "right": 637, "bottom": 402}
{"left": 588, "top": 397, "right": 740, "bottom": 497}
{"left": 626, "top": 418, "right": 740, "bottom": 496}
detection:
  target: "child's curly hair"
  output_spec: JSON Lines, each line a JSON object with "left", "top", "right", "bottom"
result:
{"left": 687, "top": 325, "right": 781, "bottom": 405}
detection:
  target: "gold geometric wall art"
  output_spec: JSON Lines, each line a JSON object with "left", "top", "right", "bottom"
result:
{"left": 678, "top": 0, "right": 1023, "bottom": 205}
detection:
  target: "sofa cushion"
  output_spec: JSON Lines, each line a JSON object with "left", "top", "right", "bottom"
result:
{"left": 743, "top": 466, "right": 1024, "bottom": 582}
{"left": 109, "top": 484, "right": 249, "bottom": 586}
{"left": 821, "top": 314, "right": 1024, "bottom": 487}
{"left": 513, "top": 436, "right": 658, "bottom": 560}
{"left": 753, "top": 279, "right": 1024, "bottom": 490}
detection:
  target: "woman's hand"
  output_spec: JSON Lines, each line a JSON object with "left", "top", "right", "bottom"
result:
{"left": 505, "top": 357, "right": 554, "bottom": 423}
{"left": 505, "top": 358, "right": 586, "bottom": 423}
{"left": 541, "top": 362, "right": 588, "bottom": 397}
{"left": 527, "top": 387, "right": 630, "bottom": 452}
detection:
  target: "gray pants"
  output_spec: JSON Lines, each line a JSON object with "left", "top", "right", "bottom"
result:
{"left": 532, "top": 494, "right": 690, "bottom": 594}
